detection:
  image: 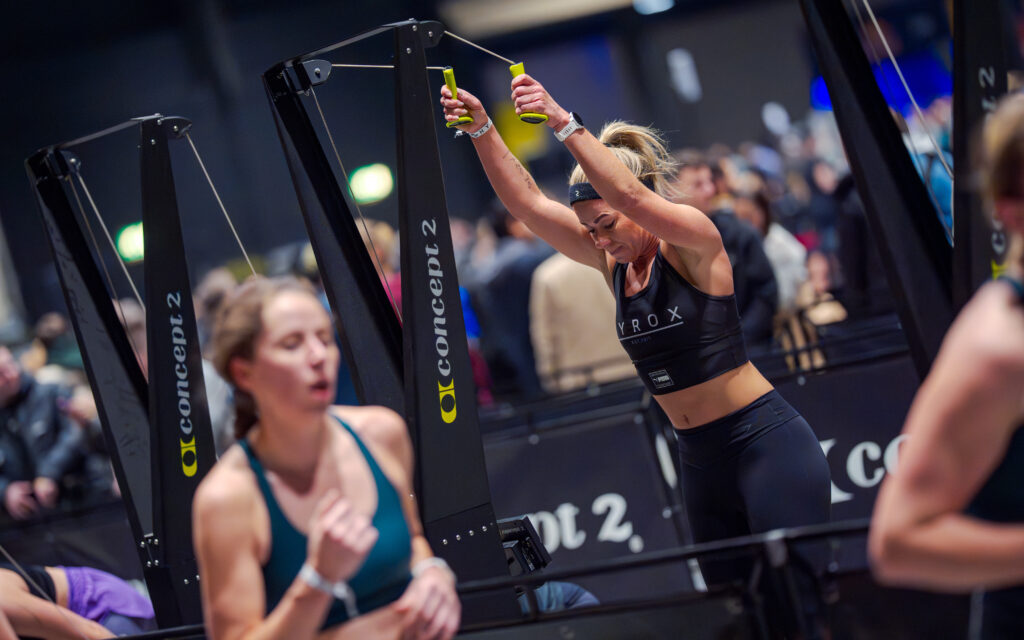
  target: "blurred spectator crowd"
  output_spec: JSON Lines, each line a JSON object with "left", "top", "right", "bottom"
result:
{"left": 0, "top": 96, "right": 953, "bottom": 524}
{"left": 0, "top": 317, "right": 113, "bottom": 523}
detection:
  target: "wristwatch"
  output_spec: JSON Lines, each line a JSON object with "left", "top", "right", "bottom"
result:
{"left": 554, "top": 111, "right": 584, "bottom": 142}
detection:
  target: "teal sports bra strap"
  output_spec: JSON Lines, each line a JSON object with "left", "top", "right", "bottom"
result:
{"left": 237, "top": 418, "right": 390, "bottom": 518}
{"left": 239, "top": 438, "right": 280, "bottom": 516}
{"left": 999, "top": 275, "right": 1024, "bottom": 303}
{"left": 330, "top": 416, "right": 390, "bottom": 487}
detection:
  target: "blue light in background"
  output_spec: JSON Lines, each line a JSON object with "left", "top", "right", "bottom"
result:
{"left": 810, "top": 50, "right": 951, "bottom": 114}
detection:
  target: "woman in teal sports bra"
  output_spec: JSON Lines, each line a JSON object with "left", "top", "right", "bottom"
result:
{"left": 192, "top": 276, "right": 460, "bottom": 640}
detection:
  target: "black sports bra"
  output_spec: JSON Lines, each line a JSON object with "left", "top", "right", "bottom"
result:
{"left": 613, "top": 248, "right": 748, "bottom": 394}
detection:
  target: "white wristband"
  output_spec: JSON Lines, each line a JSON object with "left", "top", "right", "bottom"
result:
{"left": 411, "top": 556, "right": 456, "bottom": 584}
{"left": 459, "top": 117, "right": 492, "bottom": 139}
{"left": 299, "top": 563, "right": 359, "bottom": 618}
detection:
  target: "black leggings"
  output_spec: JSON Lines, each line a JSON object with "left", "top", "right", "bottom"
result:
{"left": 675, "top": 390, "right": 831, "bottom": 637}
{"left": 675, "top": 390, "right": 831, "bottom": 543}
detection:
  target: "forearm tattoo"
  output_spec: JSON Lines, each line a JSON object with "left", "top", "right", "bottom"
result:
{"left": 503, "top": 148, "right": 539, "bottom": 193}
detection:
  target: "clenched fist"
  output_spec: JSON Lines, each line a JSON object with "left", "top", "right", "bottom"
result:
{"left": 306, "top": 489, "right": 379, "bottom": 583}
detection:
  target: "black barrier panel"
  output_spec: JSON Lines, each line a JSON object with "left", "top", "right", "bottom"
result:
{"left": 483, "top": 411, "right": 692, "bottom": 603}
{"left": 458, "top": 593, "right": 755, "bottom": 640}
{"left": 0, "top": 502, "right": 141, "bottom": 580}
{"left": 776, "top": 354, "right": 919, "bottom": 524}
{"left": 827, "top": 572, "right": 969, "bottom": 639}
{"left": 481, "top": 352, "right": 921, "bottom": 596}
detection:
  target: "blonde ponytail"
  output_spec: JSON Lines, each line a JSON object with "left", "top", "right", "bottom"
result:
{"left": 568, "top": 121, "right": 678, "bottom": 200}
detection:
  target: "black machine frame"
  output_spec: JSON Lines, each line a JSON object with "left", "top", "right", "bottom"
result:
{"left": 262, "top": 19, "right": 519, "bottom": 621}
{"left": 951, "top": 0, "right": 1010, "bottom": 308}
{"left": 25, "top": 115, "right": 217, "bottom": 627}
{"left": 799, "top": 0, "right": 954, "bottom": 377}
{"left": 800, "top": 0, "right": 1012, "bottom": 373}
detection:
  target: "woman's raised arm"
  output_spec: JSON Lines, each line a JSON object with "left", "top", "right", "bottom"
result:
{"left": 441, "top": 85, "right": 608, "bottom": 274}
{"left": 509, "top": 74, "right": 721, "bottom": 256}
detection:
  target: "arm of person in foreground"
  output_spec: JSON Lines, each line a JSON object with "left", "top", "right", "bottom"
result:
{"left": 0, "top": 609, "right": 15, "bottom": 640}
{"left": 0, "top": 568, "right": 112, "bottom": 639}
{"left": 194, "top": 466, "right": 377, "bottom": 640}
{"left": 440, "top": 85, "right": 607, "bottom": 274}
{"left": 869, "top": 301, "right": 1024, "bottom": 591}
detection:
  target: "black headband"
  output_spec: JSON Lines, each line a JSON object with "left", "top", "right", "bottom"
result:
{"left": 568, "top": 177, "right": 656, "bottom": 205}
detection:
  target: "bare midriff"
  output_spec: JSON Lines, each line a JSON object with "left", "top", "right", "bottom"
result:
{"left": 654, "top": 361, "right": 774, "bottom": 430}
{"left": 44, "top": 566, "right": 69, "bottom": 609}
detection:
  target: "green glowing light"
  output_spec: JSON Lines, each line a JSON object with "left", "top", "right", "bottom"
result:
{"left": 349, "top": 163, "right": 394, "bottom": 204}
{"left": 116, "top": 222, "right": 144, "bottom": 263}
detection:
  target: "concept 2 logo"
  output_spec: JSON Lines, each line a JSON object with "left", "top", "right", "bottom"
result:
{"left": 527, "top": 493, "right": 645, "bottom": 555}
{"left": 166, "top": 291, "right": 198, "bottom": 477}
{"left": 422, "top": 218, "right": 457, "bottom": 424}
{"left": 821, "top": 435, "right": 908, "bottom": 503}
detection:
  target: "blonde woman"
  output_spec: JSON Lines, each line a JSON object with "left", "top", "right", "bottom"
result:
{"left": 440, "top": 76, "right": 829, "bottom": 570}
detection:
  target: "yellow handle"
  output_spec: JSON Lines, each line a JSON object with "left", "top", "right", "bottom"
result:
{"left": 509, "top": 62, "right": 549, "bottom": 125}
{"left": 443, "top": 67, "right": 474, "bottom": 129}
